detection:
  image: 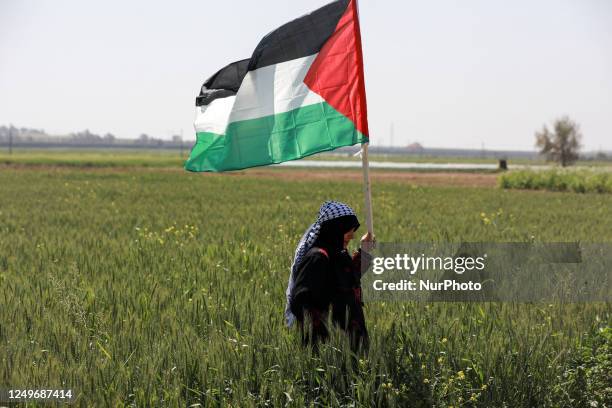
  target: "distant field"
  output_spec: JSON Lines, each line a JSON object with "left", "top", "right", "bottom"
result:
{"left": 315, "top": 152, "right": 612, "bottom": 167}
{"left": 1, "top": 164, "right": 610, "bottom": 406}
{"left": 0, "top": 148, "right": 189, "bottom": 168}
{"left": 316, "top": 153, "right": 538, "bottom": 165}
{"left": 1, "top": 148, "right": 610, "bottom": 169}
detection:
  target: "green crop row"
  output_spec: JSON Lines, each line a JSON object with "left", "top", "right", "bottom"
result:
{"left": 499, "top": 169, "right": 612, "bottom": 193}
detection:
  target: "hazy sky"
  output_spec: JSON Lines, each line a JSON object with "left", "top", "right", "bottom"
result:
{"left": 1, "top": 0, "right": 611, "bottom": 150}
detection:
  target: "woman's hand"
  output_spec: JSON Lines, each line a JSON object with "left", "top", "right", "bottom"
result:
{"left": 360, "top": 232, "right": 376, "bottom": 250}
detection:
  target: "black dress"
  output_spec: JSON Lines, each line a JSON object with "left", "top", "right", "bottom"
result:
{"left": 331, "top": 248, "right": 370, "bottom": 351}
{"left": 290, "top": 246, "right": 371, "bottom": 351}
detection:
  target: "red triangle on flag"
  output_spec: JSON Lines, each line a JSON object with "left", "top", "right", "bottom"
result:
{"left": 304, "top": 0, "right": 369, "bottom": 138}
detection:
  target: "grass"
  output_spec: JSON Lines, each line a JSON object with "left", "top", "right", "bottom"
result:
{"left": 0, "top": 148, "right": 189, "bottom": 168}
{"left": 499, "top": 169, "right": 612, "bottom": 193}
{"left": 0, "top": 163, "right": 610, "bottom": 406}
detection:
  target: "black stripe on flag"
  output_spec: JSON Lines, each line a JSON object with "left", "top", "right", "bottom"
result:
{"left": 248, "top": 0, "right": 349, "bottom": 70}
{"left": 195, "top": 0, "right": 349, "bottom": 107}
{"left": 196, "top": 59, "right": 250, "bottom": 106}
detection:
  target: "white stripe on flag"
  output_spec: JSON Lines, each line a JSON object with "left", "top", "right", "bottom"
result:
{"left": 194, "top": 54, "right": 323, "bottom": 135}
{"left": 194, "top": 95, "right": 236, "bottom": 135}
{"left": 229, "top": 54, "right": 323, "bottom": 123}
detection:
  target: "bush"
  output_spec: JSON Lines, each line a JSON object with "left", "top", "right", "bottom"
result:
{"left": 499, "top": 169, "right": 612, "bottom": 193}
{"left": 551, "top": 327, "right": 612, "bottom": 407}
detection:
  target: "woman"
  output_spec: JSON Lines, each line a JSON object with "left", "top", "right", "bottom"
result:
{"left": 285, "top": 201, "right": 374, "bottom": 351}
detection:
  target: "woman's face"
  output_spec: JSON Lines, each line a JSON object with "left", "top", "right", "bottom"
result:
{"left": 343, "top": 228, "right": 356, "bottom": 249}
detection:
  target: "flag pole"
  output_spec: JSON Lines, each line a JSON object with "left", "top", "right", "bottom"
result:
{"left": 361, "top": 142, "right": 374, "bottom": 236}
{"left": 354, "top": 0, "right": 374, "bottom": 237}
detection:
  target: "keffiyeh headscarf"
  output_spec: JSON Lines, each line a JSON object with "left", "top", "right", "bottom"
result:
{"left": 284, "top": 200, "right": 358, "bottom": 327}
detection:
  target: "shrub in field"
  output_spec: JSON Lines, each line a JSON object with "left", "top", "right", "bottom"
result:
{"left": 552, "top": 327, "right": 612, "bottom": 407}
{"left": 499, "top": 169, "right": 612, "bottom": 193}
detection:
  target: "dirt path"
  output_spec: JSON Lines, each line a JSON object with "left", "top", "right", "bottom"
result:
{"left": 1, "top": 163, "right": 499, "bottom": 188}
{"left": 237, "top": 168, "right": 498, "bottom": 187}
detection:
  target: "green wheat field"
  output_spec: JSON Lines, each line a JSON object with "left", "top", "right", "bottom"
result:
{"left": 0, "top": 156, "right": 611, "bottom": 407}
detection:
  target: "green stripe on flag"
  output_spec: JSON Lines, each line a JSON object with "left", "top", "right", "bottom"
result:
{"left": 185, "top": 102, "right": 367, "bottom": 172}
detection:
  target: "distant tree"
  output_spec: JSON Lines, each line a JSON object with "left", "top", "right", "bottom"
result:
{"left": 103, "top": 133, "right": 115, "bottom": 143}
{"left": 138, "top": 133, "right": 149, "bottom": 143}
{"left": 595, "top": 151, "right": 608, "bottom": 161}
{"left": 72, "top": 129, "right": 101, "bottom": 142}
{"left": 535, "top": 116, "right": 582, "bottom": 167}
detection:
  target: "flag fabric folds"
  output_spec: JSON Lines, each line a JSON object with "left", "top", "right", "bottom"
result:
{"left": 185, "top": 0, "right": 369, "bottom": 172}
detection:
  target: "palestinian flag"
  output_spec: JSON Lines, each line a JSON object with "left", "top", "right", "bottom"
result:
{"left": 185, "top": 0, "right": 368, "bottom": 172}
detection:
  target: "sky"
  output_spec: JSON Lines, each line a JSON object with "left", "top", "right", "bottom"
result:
{"left": 1, "top": 0, "right": 611, "bottom": 151}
